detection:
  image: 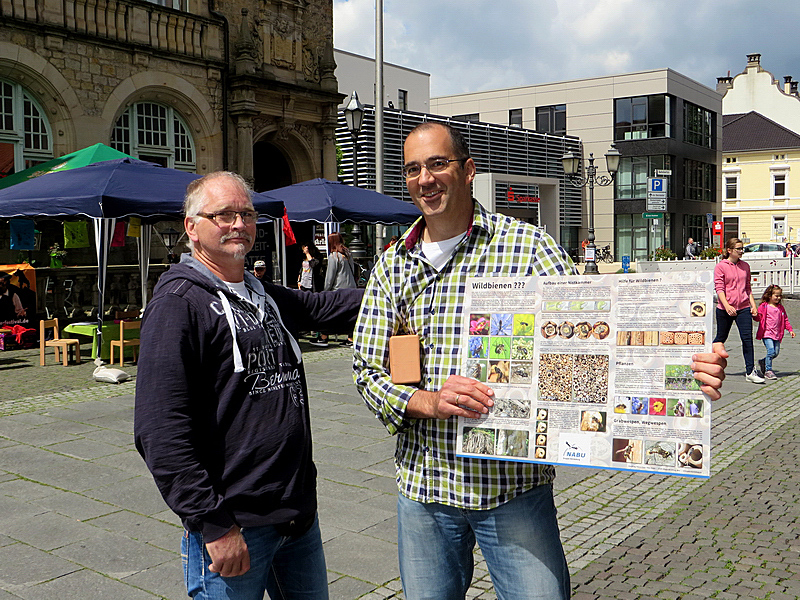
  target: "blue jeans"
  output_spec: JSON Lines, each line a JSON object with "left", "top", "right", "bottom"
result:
{"left": 397, "top": 485, "right": 570, "bottom": 600}
{"left": 714, "top": 307, "right": 755, "bottom": 374}
{"left": 181, "top": 515, "right": 328, "bottom": 600}
{"left": 763, "top": 338, "right": 781, "bottom": 372}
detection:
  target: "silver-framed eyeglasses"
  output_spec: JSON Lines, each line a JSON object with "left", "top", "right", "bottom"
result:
{"left": 402, "top": 157, "right": 468, "bottom": 179}
{"left": 197, "top": 210, "right": 259, "bottom": 225}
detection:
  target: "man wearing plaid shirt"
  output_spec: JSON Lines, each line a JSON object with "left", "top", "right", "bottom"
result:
{"left": 353, "top": 123, "right": 727, "bottom": 600}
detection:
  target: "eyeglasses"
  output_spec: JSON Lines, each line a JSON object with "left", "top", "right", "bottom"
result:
{"left": 402, "top": 157, "right": 468, "bottom": 179}
{"left": 197, "top": 210, "right": 259, "bottom": 225}
{"left": 732, "top": 247, "right": 744, "bottom": 252}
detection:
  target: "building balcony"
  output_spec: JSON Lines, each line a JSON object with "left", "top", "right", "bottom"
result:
{"left": 1, "top": 0, "right": 224, "bottom": 63}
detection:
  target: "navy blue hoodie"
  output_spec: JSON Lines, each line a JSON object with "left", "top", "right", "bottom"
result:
{"left": 134, "top": 255, "right": 362, "bottom": 542}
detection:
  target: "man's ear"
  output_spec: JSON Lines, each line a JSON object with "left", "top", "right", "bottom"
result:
{"left": 184, "top": 216, "right": 199, "bottom": 246}
{"left": 464, "top": 158, "right": 477, "bottom": 183}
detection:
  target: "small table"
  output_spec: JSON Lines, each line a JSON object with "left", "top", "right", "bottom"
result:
{"left": 63, "top": 322, "right": 139, "bottom": 360}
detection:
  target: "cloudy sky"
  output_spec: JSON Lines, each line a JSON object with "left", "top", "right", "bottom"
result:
{"left": 333, "top": 0, "right": 800, "bottom": 98}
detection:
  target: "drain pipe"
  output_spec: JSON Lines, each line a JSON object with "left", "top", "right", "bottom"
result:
{"left": 208, "top": 0, "right": 230, "bottom": 170}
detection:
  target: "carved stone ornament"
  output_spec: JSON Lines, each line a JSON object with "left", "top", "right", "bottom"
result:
{"left": 303, "top": 46, "right": 319, "bottom": 83}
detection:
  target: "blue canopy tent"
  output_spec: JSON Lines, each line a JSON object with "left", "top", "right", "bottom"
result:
{"left": 264, "top": 178, "right": 420, "bottom": 224}
{"left": 0, "top": 158, "right": 284, "bottom": 352}
{"left": 262, "top": 178, "right": 421, "bottom": 280}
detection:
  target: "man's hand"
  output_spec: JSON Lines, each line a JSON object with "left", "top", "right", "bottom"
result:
{"left": 691, "top": 342, "right": 728, "bottom": 400}
{"left": 407, "top": 375, "right": 494, "bottom": 420}
{"left": 207, "top": 526, "right": 250, "bottom": 577}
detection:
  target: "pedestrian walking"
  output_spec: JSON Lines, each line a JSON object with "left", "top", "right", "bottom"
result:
{"left": 714, "top": 237, "right": 764, "bottom": 383}
{"left": 312, "top": 232, "right": 357, "bottom": 347}
{"left": 298, "top": 242, "right": 323, "bottom": 292}
{"left": 685, "top": 237, "right": 697, "bottom": 259}
{"left": 755, "top": 284, "right": 795, "bottom": 380}
{"left": 352, "top": 122, "right": 728, "bottom": 600}
{"left": 134, "top": 171, "right": 362, "bottom": 600}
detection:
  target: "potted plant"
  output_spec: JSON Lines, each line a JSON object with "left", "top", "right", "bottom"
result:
{"left": 49, "top": 243, "right": 67, "bottom": 268}
{"left": 649, "top": 246, "right": 678, "bottom": 261}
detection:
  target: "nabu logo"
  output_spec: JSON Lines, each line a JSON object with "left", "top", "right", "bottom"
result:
{"left": 562, "top": 441, "right": 586, "bottom": 460}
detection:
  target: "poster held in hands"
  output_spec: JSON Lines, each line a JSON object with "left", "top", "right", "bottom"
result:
{"left": 457, "top": 272, "right": 713, "bottom": 478}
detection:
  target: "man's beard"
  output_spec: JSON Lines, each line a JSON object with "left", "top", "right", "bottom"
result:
{"left": 220, "top": 231, "right": 253, "bottom": 259}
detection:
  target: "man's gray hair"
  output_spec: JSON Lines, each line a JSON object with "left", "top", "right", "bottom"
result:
{"left": 183, "top": 172, "right": 253, "bottom": 251}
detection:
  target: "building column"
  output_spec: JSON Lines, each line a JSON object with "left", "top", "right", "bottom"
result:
{"left": 320, "top": 105, "right": 339, "bottom": 181}
{"left": 235, "top": 113, "right": 256, "bottom": 184}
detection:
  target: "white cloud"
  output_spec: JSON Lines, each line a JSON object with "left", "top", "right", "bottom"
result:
{"left": 333, "top": 0, "right": 800, "bottom": 98}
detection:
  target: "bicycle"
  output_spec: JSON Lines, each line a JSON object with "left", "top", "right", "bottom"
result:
{"left": 598, "top": 245, "right": 614, "bottom": 263}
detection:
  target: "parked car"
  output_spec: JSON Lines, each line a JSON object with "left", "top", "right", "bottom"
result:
{"left": 742, "top": 242, "right": 787, "bottom": 259}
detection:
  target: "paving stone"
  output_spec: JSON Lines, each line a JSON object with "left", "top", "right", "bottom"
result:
{"left": 33, "top": 490, "right": 119, "bottom": 522}
{"left": 328, "top": 575, "right": 379, "bottom": 600}
{"left": 0, "top": 542, "right": 80, "bottom": 586}
{"left": 3, "top": 510, "right": 102, "bottom": 551}
{"left": 13, "top": 567, "right": 155, "bottom": 600}
{"left": 52, "top": 529, "right": 175, "bottom": 577}
{"left": 85, "top": 509, "right": 181, "bottom": 552}
{"left": 121, "top": 560, "right": 186, "bottom": 600}
{"left": 81, "top": 474, "right": 168, "bottom": 515}
{"left": 324, "top": 531, "right": 400, "bottom": 585}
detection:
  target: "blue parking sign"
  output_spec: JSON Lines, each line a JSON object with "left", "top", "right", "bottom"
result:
{"left": 648, "top": 177, "right": 666, "bottom": 193}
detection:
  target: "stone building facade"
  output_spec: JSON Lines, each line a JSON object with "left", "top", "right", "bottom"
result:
{"left": 0, "top": 0, "right": 342, "bottom": 188}
{"left": 0, "top": 0, "right": 341, "bottom": 316}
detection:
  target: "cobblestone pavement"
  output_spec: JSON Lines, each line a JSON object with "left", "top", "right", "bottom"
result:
{"left": 0, "top": 302, "right": 798, "bottom": 599}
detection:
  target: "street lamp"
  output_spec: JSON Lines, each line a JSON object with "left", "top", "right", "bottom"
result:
{"left": 344, "top": 90, "right": 365, "bottom": 188}
{"left": 158, "top": 226, "right": 182, "bottom": 264}
{"left": 344, "top": 91, "right": 367, "bottom": 259}
{"left": 562, "top": 146, "right": 620, "bottom": 274}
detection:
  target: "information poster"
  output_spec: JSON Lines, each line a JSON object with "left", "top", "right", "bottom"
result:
{"left": 456, "top": 272, "right": 714, "bottom": 478}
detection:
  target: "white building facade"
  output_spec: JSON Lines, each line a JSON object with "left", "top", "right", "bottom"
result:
{"left": 334, "top": 49, "right": 430, "bottom": 112}
{"left": 718, "top": 54, "right": 800, "bottom": 245}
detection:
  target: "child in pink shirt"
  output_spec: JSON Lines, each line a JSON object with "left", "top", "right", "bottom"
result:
{"left": 755, "top": 284, "right": 795, "bottom": 379}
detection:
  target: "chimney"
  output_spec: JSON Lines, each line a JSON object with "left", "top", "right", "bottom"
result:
{"left": 792, "top": 81, "right": 799, "bottom": 96}
{"left": 716, "top": 76, "right": 733, "bottom": 94}
{"left": 785, "top": 76, "right": 793, "bottom": 94}
{"left": 747, "top": 53, "right": 761, "bottom": 69}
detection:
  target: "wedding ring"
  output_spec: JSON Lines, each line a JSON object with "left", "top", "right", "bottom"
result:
{"left": 455, "top": 394, "right": 461, "bottom": 405}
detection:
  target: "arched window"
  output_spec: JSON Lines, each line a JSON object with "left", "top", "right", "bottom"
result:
{"left": 0, "top": 79, "right": 53, "bottom": 178}
{"left": 111, "top": 102, "right": 195, "bottom": 171}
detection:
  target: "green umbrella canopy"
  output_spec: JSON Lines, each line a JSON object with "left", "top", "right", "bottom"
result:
{"left": 0, "top": 143, "right": 134, "bottom": 190}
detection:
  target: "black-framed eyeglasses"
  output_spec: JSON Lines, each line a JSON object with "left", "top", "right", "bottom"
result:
{"left": 197, "top": 210, "right": 259, "bottom": 225}
{"left": 732, "top": 247, "right": 744, "bottom": 252}
{"left": 402, "top": 157, "right": 468, "bottom": 179}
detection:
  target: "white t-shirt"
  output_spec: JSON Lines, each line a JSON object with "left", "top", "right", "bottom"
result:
{"left": 225, "top": 280, "right": 252, "bottom": 304}
{"left": 421, "top": 232, "right": 467, "bottom": 271}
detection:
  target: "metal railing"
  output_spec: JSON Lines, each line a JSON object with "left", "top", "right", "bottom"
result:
{"left": 638, "top": 256, "right": 800, "bottom": 295}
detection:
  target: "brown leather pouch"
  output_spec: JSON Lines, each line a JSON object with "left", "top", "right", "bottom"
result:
{"left": 389, "top": 334, "right": 421, "bottom": 384}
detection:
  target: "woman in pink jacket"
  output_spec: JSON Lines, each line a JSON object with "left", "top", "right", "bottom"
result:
{"left": 755, "top": 284, "right": 795, "bottom": 379}
{"left": 713, "top": 238, "right": 763, "bottom": 383}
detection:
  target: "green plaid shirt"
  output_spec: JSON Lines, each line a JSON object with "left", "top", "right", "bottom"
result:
{"left": 353, "top": 201, "right": 576, "bottom": 509}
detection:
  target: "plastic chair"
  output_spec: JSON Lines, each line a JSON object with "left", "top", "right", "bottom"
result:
{"left": 109, "top": 320, "right": 140, "bottom": 365}
{"left": 40, "top": 318, "right": 81, "bottom": 366}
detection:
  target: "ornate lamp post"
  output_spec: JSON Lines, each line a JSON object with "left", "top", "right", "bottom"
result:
{"left": 562, "top": 146, "right": 621, "bottom": 274}
{"left": 159, "top": 226, "right": 181, "bottom": 264}
{"left": 344, "top": 91, "right": 365, "bottom": 188}
{"left": 343, "top": 90, "right": 367, "bottom": 259}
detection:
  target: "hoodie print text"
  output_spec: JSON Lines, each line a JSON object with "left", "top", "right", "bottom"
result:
{"left": 211, "top": 297, "right": 304, "bottom": 402}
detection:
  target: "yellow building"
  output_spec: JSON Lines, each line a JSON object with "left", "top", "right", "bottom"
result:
{"left": 722, "top": 111, "right": 800, "bottom": 244}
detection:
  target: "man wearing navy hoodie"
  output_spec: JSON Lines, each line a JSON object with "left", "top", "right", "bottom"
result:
{"left": 135, "top": 171, "right": 362, "bottom": 599}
